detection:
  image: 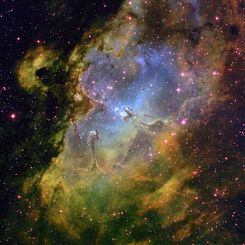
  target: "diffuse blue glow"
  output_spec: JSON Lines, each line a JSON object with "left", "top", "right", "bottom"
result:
{"left": 66, "top": 44, "right": 182, "bottom": 166}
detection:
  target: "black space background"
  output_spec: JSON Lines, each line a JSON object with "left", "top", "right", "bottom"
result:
{"left": 0, "top": 0, "right": 123, "bottom": 228}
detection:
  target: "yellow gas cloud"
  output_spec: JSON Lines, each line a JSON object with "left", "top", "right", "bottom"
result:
{"left": 17, "top": 46, "right": 59, "bottom": 91}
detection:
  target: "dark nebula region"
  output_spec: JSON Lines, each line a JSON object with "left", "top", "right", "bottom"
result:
{"left": 1, "top": 0, "right": 244, "bottom": 244}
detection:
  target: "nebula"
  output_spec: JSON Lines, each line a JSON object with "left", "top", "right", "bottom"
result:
{"left": 2, "top": 0, "right": 244, "bottom": 244}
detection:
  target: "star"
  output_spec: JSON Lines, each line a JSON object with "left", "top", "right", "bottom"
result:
{"left": 10, "top": 112, "right": 17, "bottom": 121}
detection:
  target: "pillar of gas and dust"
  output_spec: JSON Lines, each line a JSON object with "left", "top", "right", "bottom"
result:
{"left": 88, "top": 130, "right": 100, "bottom": 170}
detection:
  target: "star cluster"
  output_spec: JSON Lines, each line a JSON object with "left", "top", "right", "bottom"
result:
{"left": 0, "top": 0, "right": 244, "bottom": 244}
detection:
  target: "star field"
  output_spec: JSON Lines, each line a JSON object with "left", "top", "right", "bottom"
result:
{"left": 0, "top": 0, "right": 244, "bottom": 244}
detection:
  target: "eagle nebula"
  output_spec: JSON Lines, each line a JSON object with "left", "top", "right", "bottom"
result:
{"left": 1, "top": 0, "right": 244, "bottom": 244}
